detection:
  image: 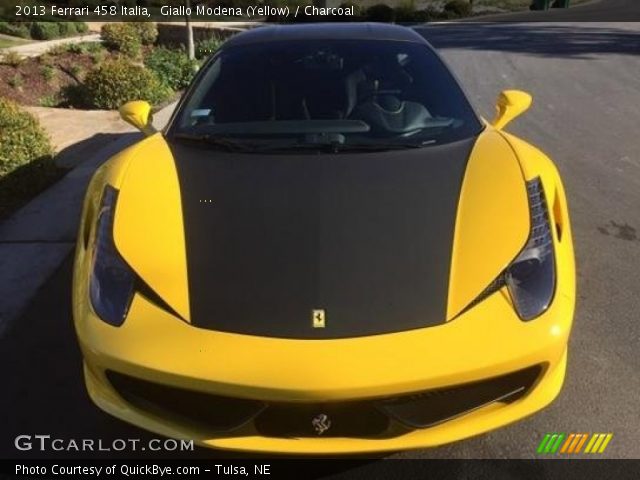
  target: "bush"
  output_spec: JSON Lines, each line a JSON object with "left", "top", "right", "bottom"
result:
{"left": 0, "top": 97, "right": 54, "bottom": 179}
{"left": 30, "top": 22, "right": 61, "bottom": 40}
{"left": 443, "top": 0, "right": 473, "bottom": 17}
{"left": 0, "top": 21, "right": 31, "bottom": 38}
{"left": 74, "top": 22, "right": 89, "bottom": 34}
{"left": 131, "top": 22, "right": 158, "bottom": 45}
{"left": 101, "top": 23, "right": 142, "bottom": 58}
{"left": 83, "top": 58, "right": 171, "bottom": 109}
{"left": 195, "top": 36, "right": 223, "bottom": 60}
{"left": 366, "top": 4, "right": 395, "bottom": 22}
{"left": 145, "top": 47, "right": 198, "bottom": 90}
{"left": 0, "top": 98, "right": 58, "bottom": 218}
{"left": 57, "top": 21, "right": 75, "bottom": 37}
{"left": 3, "top": 51, "right": 23, "bottom": 67}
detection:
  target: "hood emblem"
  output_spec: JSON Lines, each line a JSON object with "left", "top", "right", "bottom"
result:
{"left": 312, "top": 309, "right": 325, "bottom": 328}
{"left": 312, "top": 414, "right": 331, "bottom": 435}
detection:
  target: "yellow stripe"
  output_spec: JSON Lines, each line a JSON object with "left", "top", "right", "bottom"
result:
{"left": 560, "top": 434, "right": 575, "bottom": 453}
{"left": 584, "top": 434, "right": 598, "bottom": 453}
{"left": 590, "top": 434, "right": 606, "bottom": 454}
{"left": 574, "top": 433, "right": 589, "bottom": 453}
{"left": 598, "top": 434, "right": 613, "bottom": 453}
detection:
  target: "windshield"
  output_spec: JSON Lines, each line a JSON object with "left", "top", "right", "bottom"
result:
{"left": 170, "top": 39, "right": 482, "bottom": 151}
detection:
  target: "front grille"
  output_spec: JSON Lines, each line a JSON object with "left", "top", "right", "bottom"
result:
{"left": 107, "top": 365, "right": 542, "bottom": 437}
{"left": 378, "top": 365, "right": 542, "bottom": 428}
{"left": 106, "top": 371, "right": 265, "bottom": 432}
{"left": 254, "top": 402, "right": 391, "bottom": 438}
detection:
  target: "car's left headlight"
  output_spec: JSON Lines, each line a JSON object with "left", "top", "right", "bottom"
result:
{"left": 464, "top": 177, "right": 556, "bottom": 320}
{"left": 505, "top": 177, "right": 556, "bottom": 320}
{"left": 89, "top": 185, "right": 135, "bottom": 326}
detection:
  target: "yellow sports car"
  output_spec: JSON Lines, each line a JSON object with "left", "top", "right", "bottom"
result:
{"left": 73, "top": 23, "right": 575, "bottom": 454}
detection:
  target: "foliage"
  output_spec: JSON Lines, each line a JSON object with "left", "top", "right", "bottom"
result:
{"left": 195, "top": 36, "right": 224, "bottom": 60}
{"left": 83, "top": 58, "right": 171, "bottom": 109}
{"left": 130, "top": 22, "right": 158, "bottom": 45}
{"left": 40, "top": 65, "right": 56, "bottom": 81}
{"left": 0, "top": 21, "right": 88, "bottom": 40}
{"left": 444, "top": 0, "right": 473, "bottom": 17}
{"left": 0, "top": 21, "right": 31, "bottom": 38}
{"left": 0, "top": 97, "right": 54, "bottom": 179}
{"left": 30, "top": 22, "right": 61, "bottom": 40}
{"left": 145, "top": 46, "right": 198, "bottom": 91}
{"left": 101, "top": 23, "right": 142, "bottom": 58}
{"left": 0, "top": 98, "right": 58, "bottom": 218}
{"left": 365, "top": 4, "right": 395, "bottom": 22}
{"left": 3, "top": 51, "right": 23, "bottom": 67}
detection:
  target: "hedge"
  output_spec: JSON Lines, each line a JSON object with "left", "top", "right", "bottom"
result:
{"left": 83, "top": 58, "right": 172, "bottom": 109}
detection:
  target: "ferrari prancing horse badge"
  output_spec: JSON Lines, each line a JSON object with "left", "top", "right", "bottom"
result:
{"left": 312, "top": 309, "right": 325, "bottom": 328}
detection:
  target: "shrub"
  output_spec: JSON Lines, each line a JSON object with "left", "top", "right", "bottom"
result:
{"left": 0, "top": 98, "right": 57, "bottom": 218}
{"left": 101, "top": 23, "right": 142, "bottom": 58}
{"left": 40, "top": 65, "right": 56, "bottom": 81}
{"left": 57, "top": 21, "right": 75, "bottom": 37}
{"left": 443, "top": 0, "right": 473, "bottom": 17}
{"left": 131, "top": 22, "right": 158, "bottom": 45}
{"left": 195, "top": 36, "right": 223, "bottom": 60}
{"left": 145, "top": 46, "right": 198, "bottom": 90}
{"left": 0, "top": 97, "right": 54, "bottom": 179}
{"left": 30, "top": 22, "right": 61, "bottom": 40}
{"left": 0, "top": 21, "right": 31, "bottom": 38}
{"left": 74, "top": 22, "right": 89, "bottom": 34}
{"left": 3, "top": 51, "right": 23, "bottom": 67}
{"left": 83, "top": 58, "right": 171, "bottom": 109}
{"left": 366, "top": 4, "right": 395, "bottom": 22}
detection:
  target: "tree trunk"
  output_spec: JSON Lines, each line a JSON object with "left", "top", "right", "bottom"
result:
{"left": 185, "top": 0, "right": 195, "bottom": 60}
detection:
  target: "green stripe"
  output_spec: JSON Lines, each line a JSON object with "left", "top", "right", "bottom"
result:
{"left": 544, "top": 434, "right": 558, "bottom": 453}
{"left": 537, "top": 434, "right": 552, "bottom": 454}
{"left": 550, "top": 433, "right": 565, "bottom": 453}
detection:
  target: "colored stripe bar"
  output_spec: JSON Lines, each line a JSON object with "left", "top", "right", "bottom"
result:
{"left": 537, "top": 434, "right": 552, "bottom": 454}
{"left": 584, "top": 434, "right": 599, "bottom": 453}
{"left": 574, "top": 433, "right": 589, "bottom": 453}
{"left": 550, "top": 433, "right": 565, "bottom": 453}
{"left": 598, "top": 434, "right": 613, "bottom": 453}
{"left": 545, "top": 434, "right": 559, "bottom": 453}
{"left": 560, "top": 434, "right": 575, "bottom": 453}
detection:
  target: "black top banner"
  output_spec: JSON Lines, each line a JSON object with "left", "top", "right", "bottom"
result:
{"left": 3, "top": 459, "right": 640, "bottom": 480}
{"left": 1, "top": 0, "right": 640, "bottom": 23}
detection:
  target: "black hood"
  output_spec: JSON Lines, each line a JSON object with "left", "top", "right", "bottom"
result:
{"left": 169, "top": 137, "right": 477, "bottom": 338}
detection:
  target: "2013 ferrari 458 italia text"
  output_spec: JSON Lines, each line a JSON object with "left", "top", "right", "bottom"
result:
{"left": 73, "top": 23, "right": 575, "bottom": 454}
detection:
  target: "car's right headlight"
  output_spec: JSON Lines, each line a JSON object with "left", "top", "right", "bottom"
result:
{"left": 89, "top": 185, "right": 135, "bottom": 326}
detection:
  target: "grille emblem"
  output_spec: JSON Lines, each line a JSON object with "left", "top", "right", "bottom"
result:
{"left": 312, "top": 309, "right": 325, "bottom": 328}
{"left": 311, "top": 414, "right": 331, "bottom": 435}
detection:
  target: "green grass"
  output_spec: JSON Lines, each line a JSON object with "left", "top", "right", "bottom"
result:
{"left": 0, "top": 35, "right": 30, "bottom": 49}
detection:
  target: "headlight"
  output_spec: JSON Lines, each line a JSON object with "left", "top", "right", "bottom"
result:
{"left": 505, "top": 177, "right": 555, "bottom": 320}
{"left": 464, "top": 177, "right": 555, "bottom": 320}
{"left": 89, "top": 185, "right": 135, "bottom": 326}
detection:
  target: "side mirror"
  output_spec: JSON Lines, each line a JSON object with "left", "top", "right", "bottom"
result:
{"left": 119, "top": 100, "right": 156, "bottom": 136}
{"left": 492, "top": 90, "right": 532, "bottom": 130}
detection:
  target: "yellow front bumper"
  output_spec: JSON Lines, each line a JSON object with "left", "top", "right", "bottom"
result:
{"left": 75, "top": 278, "right": 574, "bottom": 454}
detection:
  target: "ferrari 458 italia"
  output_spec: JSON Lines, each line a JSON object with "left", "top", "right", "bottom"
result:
{"left": 73, "top": 23, "right": 575, "bottom": 454}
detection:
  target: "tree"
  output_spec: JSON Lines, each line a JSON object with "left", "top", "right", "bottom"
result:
{"left": 185, "top": 0, "right": 195, "bottom": 60}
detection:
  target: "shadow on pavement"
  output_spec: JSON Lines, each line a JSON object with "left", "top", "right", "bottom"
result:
{"left": 416, "top": 23, "right": 640, "bottom": 58}
{"left": 0, "top": 255, "right": 382, "bottom": 475}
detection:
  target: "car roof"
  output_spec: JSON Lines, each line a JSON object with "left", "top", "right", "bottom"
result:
{"left": 223, "top": 23, "right": 429, "bottom": 48}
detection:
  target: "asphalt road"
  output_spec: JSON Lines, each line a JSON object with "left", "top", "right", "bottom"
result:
{"left": 1, "top": 22, "right": 639, "bottom": 464}
{"left": 471, "top": 0, "right": 640, "bottom": 21}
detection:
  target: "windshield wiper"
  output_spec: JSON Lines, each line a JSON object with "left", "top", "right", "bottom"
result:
{"left": 171, "top": 133, "right": 255, "bottom": 152}
{"left": 331, "top": 139, "right": 437, "bottom": 152}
